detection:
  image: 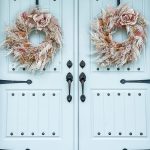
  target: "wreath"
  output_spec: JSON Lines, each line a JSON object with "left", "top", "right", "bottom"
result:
{"left": 3, "top": 8, "right": 62, "bottom": 71}
{"left": 91, "top": 4, "right": 147, "bottom": 67}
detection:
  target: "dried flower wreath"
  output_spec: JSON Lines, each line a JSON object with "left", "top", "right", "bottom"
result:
{"left": 91, "top": 4, "right": 147, "bottom": 67}
{"left": 3, "top": 8, "right": 62, "bottom": 71}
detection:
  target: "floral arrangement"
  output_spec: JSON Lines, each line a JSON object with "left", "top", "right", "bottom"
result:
{"left": 3, "top": 8, "right": 62, "bottom": 71}
{"left": 91, "top": 4, "right": 147, "bottom": 67}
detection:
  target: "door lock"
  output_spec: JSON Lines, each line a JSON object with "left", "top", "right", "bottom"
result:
{"left": 66, "top": 73, "right": 73, "bottom": 102}
{"left": 80, "top": 60, "right": 86, "bottom": 69}
{"left": 79, "top": 72, "right": 86, "bottom": 102}
{"left": 67, "top": 60, "right": 73, "bottom": 68}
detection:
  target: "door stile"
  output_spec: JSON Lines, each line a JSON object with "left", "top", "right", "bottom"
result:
{"left": 74, "top": 0, "right": 79, "bottom": 150}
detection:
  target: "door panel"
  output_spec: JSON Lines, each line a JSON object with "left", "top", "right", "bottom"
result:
{"left": 91, "top": 90, "right": 147, "bottom": 137}
{"left": 79, "top": 0, "right": 150, "bottom": 150}
{"left": 0, "top": 0, "right": 75, "bottom": 150}
{"left": 6, "top": 90, "right": 61, "bottom": 137}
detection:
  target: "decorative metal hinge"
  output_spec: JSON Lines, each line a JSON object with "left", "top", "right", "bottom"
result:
{"left": 0, "top": 79, "right": 32, "bottom": 85}
{"left": 120, "top": 79, "right": 150, "bottom": 84}
{"left": 123, "top": 148, "right": 150, "bottom": 150}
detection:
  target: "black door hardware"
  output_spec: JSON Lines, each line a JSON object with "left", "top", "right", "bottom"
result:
{"left": 80, "top": 60, "right": 86, "bottom": 69}
{"left": 79, "top": 72, "right": 86, "bottom": 102}
{"left": 0, "top": 79, "right": 32, "bottom": 85}
{"left": 122, "top": 148, "right": 150, "bottom": 150}
{"left": 120, "top": 79, "right": 150, "bottom": 84}
{"left": 67, "top": 60, "right": 73, "bottom": 68}
{"left": 66, "top": 73, "right": 73, "bottom": 102}
{"left": 36, "top": 0, "right": 39, "bottom": 5}
{"left": 117, "top": 0, "right": 120, "bottom": 6}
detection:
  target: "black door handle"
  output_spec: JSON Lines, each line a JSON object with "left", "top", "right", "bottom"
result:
{"left": 79, "top": 72, "right": 86, "bottom": 102}
{"left": 120, "top": 79, "right": 150, "bottom": 84}
{"left": 66, "top": 73, "right": 73, "bottom": 102}
{"left": 0, "top": 79, "right": 32, "bottom": 85}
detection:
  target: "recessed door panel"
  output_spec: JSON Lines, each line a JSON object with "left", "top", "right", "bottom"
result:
{"left": 91, "top": 90, "right": 147, "bottom": 137}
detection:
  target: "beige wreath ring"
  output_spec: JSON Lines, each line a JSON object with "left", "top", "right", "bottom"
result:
{"left": 91, "top": 4, "right": 147, "bottom": 67}
{"left": 3, "top": 8, "right": 62, "bottom": 72}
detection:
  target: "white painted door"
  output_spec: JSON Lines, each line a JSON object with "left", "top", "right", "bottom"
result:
{"left": 0, "top": 0, "right": 75, "bottom": 150}
{"left": 1, "top": 0, "right": 150, "bottom": 150}
{"left": 79, "top": 0, "right": 150, "bottom": 150}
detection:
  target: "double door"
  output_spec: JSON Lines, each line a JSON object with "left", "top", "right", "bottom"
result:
{"left": 0, "top": 0, "right": 150, "bottom": 150}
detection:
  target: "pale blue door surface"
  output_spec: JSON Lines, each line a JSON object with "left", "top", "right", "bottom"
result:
{"left": 0, "top": 0, "right": 75, "bottom": 150}
{"left": 0, "top": 0, "right": 150, "bottom": 150}
{"left": 79, "top": 0, "right": 150, "bottom": 150}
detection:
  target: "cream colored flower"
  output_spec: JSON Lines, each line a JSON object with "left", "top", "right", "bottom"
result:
{"left": 33, "top": 13, "right": 51, "bottom": 30}
{"left": 119, "top": 8, "right": 138, "bottom": 26}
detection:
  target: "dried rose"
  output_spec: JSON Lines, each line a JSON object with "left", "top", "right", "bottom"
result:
{"left": 33, "top": 13, "right": 51, "bottom": 30}
{"left": 18, "top": 47, "right": 26, "bottom": 52}
{"left": 119, "top": 8, "right": 138, "bottom": 26}
{"left": 18, "top": 31, "right": 26, "bottom": 37}
{"left": 133, "top": 25, "right": 145, "bottom": 37}
{"left": 23, "top": 42, "right": 30, "bottom": 48}
{"left": 21, "top": 12, "right": 28, "bottom": 20}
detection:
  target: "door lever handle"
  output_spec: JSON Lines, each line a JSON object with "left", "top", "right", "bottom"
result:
{"left": 66, "top": 73, "right": 73, "bottom": 102}
{"left": 79, "top": 72, "right": 86, "bottom": 102}
{"left": 0, "top": 79, "right": 32, "bottom": 85}
{"left": 120, "top": 79, "right": 150, "bottom": 84}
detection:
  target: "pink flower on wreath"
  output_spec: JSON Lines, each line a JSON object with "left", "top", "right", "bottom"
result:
{"left": 21, "top": 12, "right": 28, "bottom": 20}
{"left": 134, "top": 25, "right": 145, "bottom": 39}
{"left": 33, "top": 13, "right": 51, "bottom": 30}
{"left": 18, "top": 47, "right": 26, "bottom": 52}
{"left": 118, "top": 7, "right": 138, "bottom": 26}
